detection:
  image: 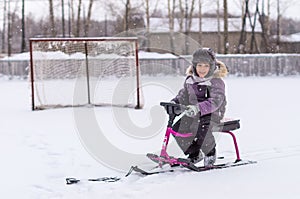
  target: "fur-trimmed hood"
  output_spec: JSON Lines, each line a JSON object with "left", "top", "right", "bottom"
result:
{"left": 186, "top": 60, "right": 228, "bottom": 78}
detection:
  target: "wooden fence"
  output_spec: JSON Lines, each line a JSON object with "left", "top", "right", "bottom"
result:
{"left": 1, "top": 54, "right": 300, "bottom": 78}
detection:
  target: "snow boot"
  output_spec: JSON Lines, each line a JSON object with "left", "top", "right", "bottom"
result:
{"left": 187, "top": 150, "right": 203, "bottom": 164}
{"left": 204, "top": 148, "right": 216, "bottom": 167}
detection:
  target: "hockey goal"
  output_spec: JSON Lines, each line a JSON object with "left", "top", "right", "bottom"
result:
{"left": 29, "top": 37, "right": 142, "bottom": 110}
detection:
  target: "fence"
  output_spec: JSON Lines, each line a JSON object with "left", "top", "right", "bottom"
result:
{"left": 0, "top": 60, "right": 29, "bottom": 78}
{"left": 1, "top": 54, "right": 300, "bottom": 78}
{"left": 216, "top": 54, "right": 300, "bottom": 76}
{"left": 140, "top": 54, "right": 300, "bottom": 76}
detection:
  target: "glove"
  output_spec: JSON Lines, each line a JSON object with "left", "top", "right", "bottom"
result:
{"left": 185, "top": 105, "right": 200, "bottom": 117}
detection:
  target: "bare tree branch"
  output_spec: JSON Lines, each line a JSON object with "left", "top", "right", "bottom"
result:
{"left": 84, "top": 0, "right": 94, "bottom": 36}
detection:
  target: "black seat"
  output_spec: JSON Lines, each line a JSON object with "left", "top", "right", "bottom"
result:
{"left": 215, "top": 120, "right": 240, "bottom": 132}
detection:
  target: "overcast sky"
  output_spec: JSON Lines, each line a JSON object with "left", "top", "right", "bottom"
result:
{"left": 0, "top": 0, "right": 300, "bottom": 26}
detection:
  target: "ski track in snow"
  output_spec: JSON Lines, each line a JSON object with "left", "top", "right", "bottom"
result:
{"left": 241, "top": 145, "right": 300, "bottom": 161}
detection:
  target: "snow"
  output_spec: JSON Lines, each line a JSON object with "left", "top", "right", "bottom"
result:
{"left": 4, "top": 50, "right": 299, "bottom": 63}
{"left": 1, "top": 76, "right": 300, "bottom": 199}
{"left": 138, "top": 51, "right": 178, "bottom": 59}
{"left": 0, "top": 51, "right": 131, "bottom": 61}
{"left": 279, "top": 32, "right": 300, "bottom": 43}
{"left": 1, "top": 51, "right": 177, "bottom": 61}
{"left": 0, "top": 52, "right": 31, "bottom": 60}
{"left": 149, "top": 17, "right": 262, "bottom": 33}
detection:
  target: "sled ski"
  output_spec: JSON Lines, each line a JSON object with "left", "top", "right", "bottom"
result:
{"left": 125, "top": 166, "right": 176, "bottom": 176}
{"left": 66, "top": 177, "right": 120, "bottom": 185}
{"left": 66, "top": 159, "right": 256, "bottom": 184}
{"left": 127, "top": 159, "right": 257, "bottom": 176}
{"left": 178, "top": 158, "right": 257, "bottom": 172}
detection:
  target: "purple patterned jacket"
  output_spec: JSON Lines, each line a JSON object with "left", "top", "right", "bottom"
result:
{"left": 172, "top": 62, "right": 228, "bottom": 122}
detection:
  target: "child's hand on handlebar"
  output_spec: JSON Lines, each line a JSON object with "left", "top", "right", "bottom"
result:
{"left": 185, "top": 105, "right": 200, "bottom": 117}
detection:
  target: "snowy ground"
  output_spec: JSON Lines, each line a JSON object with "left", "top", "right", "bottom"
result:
{"left": 1, "top": 76, "right": 300, "bottom": 199}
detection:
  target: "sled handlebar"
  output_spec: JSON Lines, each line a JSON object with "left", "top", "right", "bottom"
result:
{"left": 160, "top": 102, "right": 187, "bottom": 116}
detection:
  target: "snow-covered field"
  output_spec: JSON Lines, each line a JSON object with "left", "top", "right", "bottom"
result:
{"left": 1, "top": 76, "right": 300, "bottom": 199}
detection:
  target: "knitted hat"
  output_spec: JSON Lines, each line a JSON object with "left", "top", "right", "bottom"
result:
{"left": 192, "top": 48, "right": 217, "bottom": 77}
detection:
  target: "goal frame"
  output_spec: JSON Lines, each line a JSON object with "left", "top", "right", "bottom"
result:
{"left": 29, "top": 37, "right": 142, "bottom": 110}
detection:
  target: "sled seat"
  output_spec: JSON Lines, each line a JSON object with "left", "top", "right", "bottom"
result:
{"left": 215, "top": 120, "right": 240, "bottom": 132}
{"left": 215, "top": 119, "right": 242, "bottom": 162}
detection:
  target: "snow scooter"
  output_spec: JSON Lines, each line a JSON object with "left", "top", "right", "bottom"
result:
{"left": 66, "top": 102, "right": 256, "bottom": 184}
{"left": 127, "top": 102, "right": 256, "bottom": 175}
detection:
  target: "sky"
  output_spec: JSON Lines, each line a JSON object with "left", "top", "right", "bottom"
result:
{"left": 1, "top": 0, "right": 300, "bottom": 20}
{"left": 0, "top": 0, "right": 300, "bottom": 28}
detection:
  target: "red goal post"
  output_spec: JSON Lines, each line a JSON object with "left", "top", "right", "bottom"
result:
{"left": 29, "top": 37, "right": 142, "bottom": 110}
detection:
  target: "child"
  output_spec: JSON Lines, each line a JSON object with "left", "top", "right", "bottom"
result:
{"left": 171, "top": 48, "right": 228, "bottom": 166}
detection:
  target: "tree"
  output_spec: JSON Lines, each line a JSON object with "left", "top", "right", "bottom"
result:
{"left": 198, "top": 0, "right": 203, "bottom": 46}
{"left": 216, "top": 0, "right": 221, "bottom": 53}
{"left": 258, "top": 0, "right": 271, "bottom": 53}
{"left": 61, "top": 0, "right": 65, "bottom": 37}
{"left": 1, "top": 0, "right": 7, "bottom": 53}
{"left": 276, "top": 0, "right": 281, "bottom": 52}
{"left": 49, "top": 0, "right": 56, "bottom": 36}
{"left": 249, "top": 0, "right": 260, "bottom": 53}
{"left": 178, "top": 0, "right": 184, "bottom": 32}
{"left": 107, "top": 0, "right": 144, "bottom": 35}
{"left": 168, "top": 0, "right": 176, "bottom": 53}
{"left": 144, "top": 0, "right": 160, "bottom": 51}
{"left": 84, "top": 0, "right": 94, "bottom": 37}
{"left": 238, "top": 0, "right": 259, "bottom": 53}
{"left": 145, "top": 0, "right": 150, "bottom": 51}
{"left": 177, "top": 0, "right": 196, "bottom": 54}
{"left": 69, "top": 0, "right": 75, "bottom": 36}
{"left": 177, "top": 0, "right": 196, "bottom": 34}
{"left": 7, "top": 0, "right": 12, "bottom": 56}
{"left": 21, "top": 0, "right": 26, "bottom": 52}
{"left": 187, "top": 0, "right": 196, "bottom": 32}
{"left": 223, "top": 0, "right": 229, "bottom": 54}
{"left": 124, "top": 0, "right": 130, "bottom": 33}
{"left": 76, "top": 0, "right": 82, "bottom": 37}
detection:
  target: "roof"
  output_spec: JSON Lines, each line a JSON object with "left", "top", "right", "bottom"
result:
{"left": 149, "top": 17, "right": 262, "bottom": 33}
{"left": 279, "top": 32, "right": 300, "bottom": 42}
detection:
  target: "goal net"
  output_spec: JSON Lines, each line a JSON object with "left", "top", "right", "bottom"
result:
{"left": 29, "top": 37, "right": 142, "bottom": 110}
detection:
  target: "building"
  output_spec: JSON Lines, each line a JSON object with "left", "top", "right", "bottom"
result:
{"left": 277, "top": 32, "right": 300, "bottom": 53}
{"left": 145, "top": 17, "right": 262, "bottom": 55}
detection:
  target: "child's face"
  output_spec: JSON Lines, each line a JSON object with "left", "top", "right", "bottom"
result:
{"left": 195, "top": 63, "right": 210, "bottom": 78}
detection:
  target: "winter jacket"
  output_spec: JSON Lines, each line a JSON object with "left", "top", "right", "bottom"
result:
{"left": 172, "top": 60, "right": 228, "bottom": 122}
